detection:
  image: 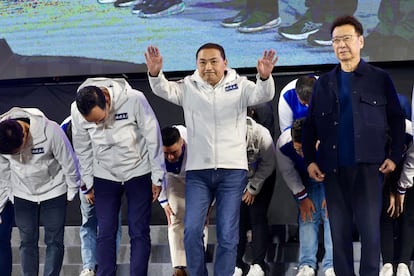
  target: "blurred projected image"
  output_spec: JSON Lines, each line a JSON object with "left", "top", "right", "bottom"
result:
{"left": 0, "top": 0, "right": 413, "bottom": 80}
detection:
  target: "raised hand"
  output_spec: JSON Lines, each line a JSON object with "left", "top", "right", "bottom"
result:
{"left": 256, "top": 49, "right": 278, "bottom": 80}
{"left": 145, "top": 45, "right": 163, "bottom": 77}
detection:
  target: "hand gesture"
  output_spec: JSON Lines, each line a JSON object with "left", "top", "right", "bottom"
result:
{"left": 145, "top": 45, "right": 163, "bottom": 77}
{"left": 84, "top": 188, "right": 95, "bottom": 205}
{"left": 242, "top": 190, "right": 256, "bottom": 206}
{"left": 152, "top": 184, "right": 161, "bottom": 202}
{"left": 256, "top": 49, "right": 278, "bottom": 80}
{"left": 387, "top": 192, "right": 405, "bottom": 218}
{"left": 307, "top": 162, "right": 325, "bottom": 182}
{"left": 163, "top": 203, "right": 175, "bottom": 225}
{"left": 379, "top": 158, "right": 396, "bottom": 174}
{"left": 397, "top": 193, "right": 405, "bottom": 214}
{"left": 299, "top": 197, "right": 316, "bottom": 222}
{"left": 387, "top": 192, "right": 398, "bottom": 218}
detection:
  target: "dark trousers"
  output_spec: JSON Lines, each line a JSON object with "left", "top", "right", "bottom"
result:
{"left": 14, "top": 194, "right": 67, "bottom": 276}
{"left": 399, "top": 187, "right": 414, "bottom": 264}
{"left": 381, "top": 186, "right": 414, "bottom": 265}
{"left": 236, "top": 170, "right": 276, "bottom": 272}
{"left": 0, "top": 201, "right": 14, "bottom": 276}
{"left": 380, "top": 186, "right": 403, "bottom": 264}
{"left": 324, "top": 164, "right": 382, "bottom": 276}
{"left": 94, "top": 174, "right": 152, "bottom": 276}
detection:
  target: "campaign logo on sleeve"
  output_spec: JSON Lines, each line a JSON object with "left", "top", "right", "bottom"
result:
{"left": 31, "top": 147, "right": 45, "bottom": 154}
{"left": 115, "top": 113, "right": 128, "bottom": 120}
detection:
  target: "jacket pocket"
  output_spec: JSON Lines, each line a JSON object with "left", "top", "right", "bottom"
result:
{"left": 313, "top": 105, "right": 334, "bottom": 134}
{"left": 360, "top": 93, "right": 387, "bottom": 127}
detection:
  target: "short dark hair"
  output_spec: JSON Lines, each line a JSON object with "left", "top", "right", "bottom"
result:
{"left": 0, "top": 119, "right": 24, "bottom": 154}
{"left": 291, "top": 118, "right": 306, "bottom": 143}
{"left": 161, "top": 126, "right": 181, "bottom": 147}
{"left": 330, "top": 15, "right": 364, "bottom": 36}
{"left": 76, "top": 86, "right": 106, "bottom": 116}
{"left": 196, "top": 43, "right": 226, "bottom": 60}
{"left": 295, "top": 75, "right": 317, "bottom": 104}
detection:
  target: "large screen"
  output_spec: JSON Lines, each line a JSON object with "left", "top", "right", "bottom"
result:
{"left": 0, "top": 0, "right": 412, "bottom": 81}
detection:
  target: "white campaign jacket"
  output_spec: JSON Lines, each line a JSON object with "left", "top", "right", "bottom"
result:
{"left": 158, "top": 125, "right": 187, "bottom": 208}
{"left": 0, "top": 108, "right": 80, "bottom": 207}
{"left": 275, "top": 129, "right": 306, "bottom": 196}
{"left": 71, "top": 78, "right": 165, "bottom": 190}
{"left": 245, "top": 117, "right": 276, "bottom": 195}
{"left": 149, "top": 68, "right": 275, "bottom": 171}
{"left": 0, "top": 165, "right": 10, "bottom": 214}
{"left": 398, "top": 119, "right": 414, "bottom": 189}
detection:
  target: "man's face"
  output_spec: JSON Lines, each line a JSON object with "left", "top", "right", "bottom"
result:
{"left": 297, "top": 95, "right": 309, "bottom": 107}
{"left": 84, "top": 87, "right": 110, "bottom": 125}
{"left": 13, "top": 120, "right": 30, "bottom": 154}
{"left": 84, "top": 104, "right": 109, "bottom": 125}
{"left": 196, "top": 48, "right": 227, "bottom": 86}
{"left": 163, "top": 139, "right": 183, "bottom": 163}
{"left": 332, "top": 24, "right": 364, "bottom": 63}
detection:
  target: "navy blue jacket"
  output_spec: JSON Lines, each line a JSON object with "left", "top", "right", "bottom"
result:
{"left": 303, "top": 60, "right": 405, "bottom": 174}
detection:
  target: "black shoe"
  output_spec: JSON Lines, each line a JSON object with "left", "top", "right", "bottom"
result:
{"left": 221, "top": 10, "right": 250, "bottom": 28}
{"left": 97, "top": 0, "right": 116, "bottom": 3}
{"left": 307, "top": 25, "right": 332, "bottom": 46}
{"left": 131, "top": 0, "right": 151, "bottom": 14}
{"left": 237, "top": 11, "right": 281, "bottom": 33}
{"left": 136, "top": 0, "right": 185, "bottom": 18}
{"left": 114, "top": 0, "right": 138, "bottom": 7}
{"left": 278, "top": 17, "right": 322, "bottom": 40}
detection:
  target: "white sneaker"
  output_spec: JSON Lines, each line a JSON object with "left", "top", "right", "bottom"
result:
{"left": 324, "top": 267, "right": 336, "bottom": 276}
{"left": 297, "top": 265, "right": 315, "bottom": 276}
{"left": 233, "top": 267, "right": 243, "bottom": 276}
{"left": 79, "top": 268, "right": 96, "bottom": 276}
{"left": 380, "top": 263, "right": 394, "bottom": 276}
{"left": 397, "top": 263, "right": 411, "bottom": 276}
{"left": 97, "top": 0, "right": 116, "bottom": 3}
{"left": 247, "top": 264, "right": 265, "bottom": 276}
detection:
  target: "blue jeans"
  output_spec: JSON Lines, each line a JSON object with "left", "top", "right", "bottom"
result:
{"left": 94, "top": 174, "right": 152, "bottom": 276}
{"left": 184, "top": 169, "right": 247, "bottom": 276}
{"left": 0, "top": 201, "right": 13, "bottom": 276}
{"left": 14, "top": 194, "right": 67, "bottom": 276}
{"left": 298, "top": 181, "right": 333, "bottom": 272}
{"left": 79, "top": 191, "right": 122, "bottom": 271}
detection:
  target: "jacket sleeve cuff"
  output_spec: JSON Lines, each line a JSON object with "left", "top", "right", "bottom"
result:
{"left": 158, "top": 199, "right": 168, "bottom": 208}
{"left": 152, "top": 175, "right": 164, "bottom": 187}
{"left": 295, "top": 189, "right": 308, "bottom": 201}
{"left": 397, "top": 186, "right": 407, "bottom": 194}
{"left": 80, "top": 184, "right": 93, "bottom": 194}
{"left": 246, "top": 182, "right": 259, "bottom": 196}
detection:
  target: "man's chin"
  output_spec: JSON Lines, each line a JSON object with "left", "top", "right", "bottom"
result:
{"left": 204, "top": 76, "right": 219, "bottom": 86}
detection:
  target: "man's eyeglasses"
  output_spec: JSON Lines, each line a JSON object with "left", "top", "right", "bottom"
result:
{"left": 331, "top": 34, "right": 358, "bottom": 45}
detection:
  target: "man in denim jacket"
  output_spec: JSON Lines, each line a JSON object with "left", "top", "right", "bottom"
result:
{"left": 302, "top": 15, "right": 405, "bottom": 276}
